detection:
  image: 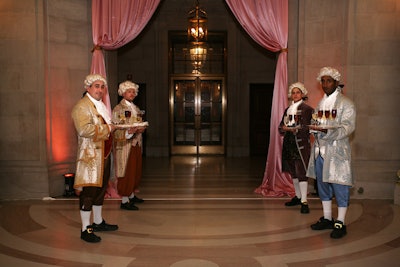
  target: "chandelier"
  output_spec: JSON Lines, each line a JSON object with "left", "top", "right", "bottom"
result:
{"left": 187, "top": 0, "right": 207, "bottom": 43}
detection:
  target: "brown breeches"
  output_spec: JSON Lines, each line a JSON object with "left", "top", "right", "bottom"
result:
{"left": 286, "top": 159, "right": 308, "bottom": 182}
{"left": 117, "top": 145, "right": 142, "bottom": 196}
{"left": 79, "top": 156, "right": 111, "bottom": 211}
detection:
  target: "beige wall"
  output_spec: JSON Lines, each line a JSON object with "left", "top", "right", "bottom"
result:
{"left": 44, "top": 0, "right": 92, "bottom": 197}
{"left": 0, "top": 0, "right": 48, "bottom": 199}
{"left": 0, "top": 0, "right": 398, "bottom": 199}
{"left": 0, "top": 0, "right": 91, "bottom": 198}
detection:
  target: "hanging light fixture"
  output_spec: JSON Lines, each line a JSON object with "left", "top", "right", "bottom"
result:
{"left": 190, "top": 44, "right": 207, "bottom": 73}
{"left": 187, "top": 0, "right": 208, "bottom": 74}
{"left": 187, "top": 0, "right": 207, "bottom": 44}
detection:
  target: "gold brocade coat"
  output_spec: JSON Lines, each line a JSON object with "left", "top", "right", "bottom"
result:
{"left": 71, "top": 95, "right": 111, "bottom": 188}
{"left": 112, "top": 100, "right": 143, "bottom": 178}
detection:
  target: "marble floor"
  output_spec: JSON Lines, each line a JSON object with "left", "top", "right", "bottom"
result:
{"left": 0, "top": 156, "right": 399, "bottom": 267}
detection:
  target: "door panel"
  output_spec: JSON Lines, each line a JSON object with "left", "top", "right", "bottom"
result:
{"left": 171, "top": 77, "right": 225, "bottom": 155}
{"left": 249, "top": 83, "right": 274, "bottom": 156}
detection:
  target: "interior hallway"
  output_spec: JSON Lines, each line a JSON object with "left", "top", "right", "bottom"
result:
{"left": 0, "top": 156, "right": 399, "bottom": 267}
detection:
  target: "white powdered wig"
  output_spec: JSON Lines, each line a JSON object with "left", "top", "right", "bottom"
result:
{"left": 288, "top": 82, "right": 308, "bottom": 98}
{"left": 317, "top": 67, "right": 341, "bottom": 82}
{"left": 118, "top": 81, "right": 139, "bottom": 96}
{"left": 84, "top": 74, "right": 107, "bottom": 88}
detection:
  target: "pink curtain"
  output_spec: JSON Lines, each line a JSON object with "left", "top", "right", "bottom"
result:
{"left": 91, "top": 0, "right": 161, "bottom": 115}
{"left": 91, "top": 0, "right": 160, "bottom": 198}
{"left": 225, "top": 0, "right": 294, "bottom": 197}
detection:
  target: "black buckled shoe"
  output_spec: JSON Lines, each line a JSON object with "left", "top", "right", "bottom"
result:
{"left": 129, "top": 196, "right": 144, "bottom": 203}
{"left": 300, "top": 202, "right": 310, "bottom": 214}
{"left": 91, "top": 220, "right": 118, "bottom": 232}
{"left": 330, "top": 220, "right": 347, "bottom": 239}
{"left": 81, "top": 227, "right": 101, "bottom": 243}
{"left": 310, "top": 216, "right": 334, "bottom": 230}
{"left": 285, "top": 196, "right": 301, "bottom": 206}
{"left": 120, "top": 201, "right": 139, "bottom": 210}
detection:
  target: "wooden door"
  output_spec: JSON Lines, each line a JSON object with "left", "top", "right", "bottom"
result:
{"left": 249, "top": 83, "right": 274, "bottom": 156}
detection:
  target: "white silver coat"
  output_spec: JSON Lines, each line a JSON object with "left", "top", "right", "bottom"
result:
{"left": 306, "top": 92, "right": 356, "bottom": 186}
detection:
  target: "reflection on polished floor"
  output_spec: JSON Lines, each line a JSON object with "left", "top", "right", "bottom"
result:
{"left": 1, "top": 156, "right": 400, "bottom": 267}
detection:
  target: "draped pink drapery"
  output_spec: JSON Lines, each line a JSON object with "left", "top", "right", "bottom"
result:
{"left": 225, "top": 0, "right": 294, "bottom": 197}
{"left": 91, "top": 0, "right": 160, "bottom": 198}
{"left": 91, "top": 0, "right": 161, "bottom": 115}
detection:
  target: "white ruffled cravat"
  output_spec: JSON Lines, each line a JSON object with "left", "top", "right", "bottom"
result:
{"left": 315, "top": 88, "right": 340, "bottom": 158}
{"left": 285, "top": 100, "right": 302, "bottom": 126}
{"left": 122, "top": 99, "right": 135, "bottom": 114}
{"left": 87, "top": 94, "right": 111, "bottom": 124}
{"left": 320, "top": 88, "right": 340, "bottom": 111}
{"left": 287, "top": 99, "right": 302, "bottom": 115}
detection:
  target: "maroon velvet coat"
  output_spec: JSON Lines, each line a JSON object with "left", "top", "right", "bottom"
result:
{"left": 278, "top": 102, "right": 313, "bottom": 181}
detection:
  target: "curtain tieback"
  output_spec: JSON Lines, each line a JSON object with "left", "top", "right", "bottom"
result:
{"left": 279, "top": 48, "right": 288, "bottom": 53}
{"left": 91, "top": 45, "right": 102, "bottom": 53}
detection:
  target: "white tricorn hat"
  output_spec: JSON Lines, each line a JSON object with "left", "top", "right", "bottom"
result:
{"left": 317, "top": 67, "right": 341, "bottom": 82}
{"left": 288, "top": 82, "right": 308, "bottom": 98}
{"left": 118, "top": 81, "right": 139, "bottom": 96}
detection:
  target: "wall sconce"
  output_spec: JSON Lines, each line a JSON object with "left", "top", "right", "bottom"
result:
{"left": 63, "top": 173, "right": 75, "bottom": 197}
{"left": 187, "top": 0, "right": 207, "bottom": 43}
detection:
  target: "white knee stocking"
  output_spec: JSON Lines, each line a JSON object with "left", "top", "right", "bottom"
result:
{"left": 299, "top": 181, "right": 308, "bottom": 203}
{"left": 121, "top": 196, "right": 129, "bottom": 204}
{"left": 80, "top": 210, "right": 91, "bottom": 231}
{"left": 322, "top": 200, "right": 332, "bottom": 220}
{"left": 92, "top": 205, "right": 103, "bottom": 225}
{"left": 292, "top": 178, "right": 301, "bottom": 198}
{"left": 337, "top": 207, "right": 347, "bottom": 223}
